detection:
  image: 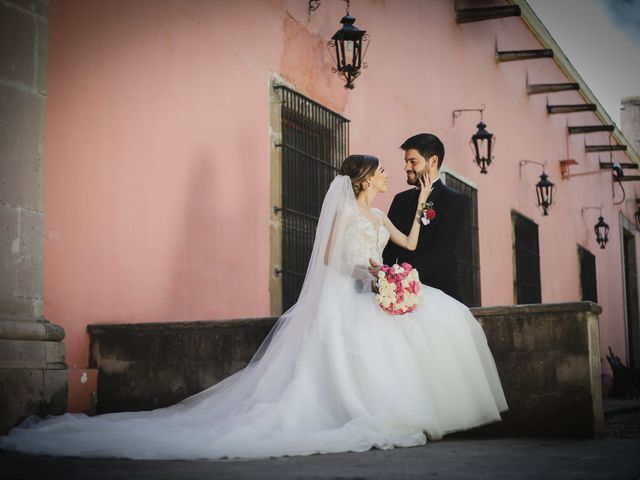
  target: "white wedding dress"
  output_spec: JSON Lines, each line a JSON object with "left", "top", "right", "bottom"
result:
{"left": 0, "top": 176, "right": 507, "bottom": 460}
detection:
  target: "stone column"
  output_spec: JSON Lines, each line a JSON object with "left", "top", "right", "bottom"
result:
{"left": 621, "top": 96, "right": 640, "bottom": 155}
{"left": 0, "top": 0, "right": 67, "bottom": 432}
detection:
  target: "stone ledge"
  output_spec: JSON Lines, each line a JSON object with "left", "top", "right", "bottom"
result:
{"left": 87, "top": 317, "right": 275, "bottom": 334}
{"left": 0, "top": 319, "right": 65, "bottom": 342}
{"left": 470, "top": 301, "right": 602, "bottom": 317}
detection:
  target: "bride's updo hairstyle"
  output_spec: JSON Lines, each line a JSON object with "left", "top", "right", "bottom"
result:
{"left": 339, "top": 154, "right": 379, "bottom": 196}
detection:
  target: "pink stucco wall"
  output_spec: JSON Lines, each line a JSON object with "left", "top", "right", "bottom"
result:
{"left": 46, "top": 0, "right": 638, "bottom": 410}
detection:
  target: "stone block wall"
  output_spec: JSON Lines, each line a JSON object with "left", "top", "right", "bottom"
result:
{"left": 0, "top": 0, "right": 68, "bottom": 434}
{"left": 88, "top": 302, "right": 604, "bottom": 437}
{"left": 0, "top": 0, "right": 48, "bottom": 319}
{"left": 0, "top": 319, "right": 67, "bottom": 432}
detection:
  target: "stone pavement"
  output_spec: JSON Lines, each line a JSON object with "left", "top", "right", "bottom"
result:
{"left": 604, "top": 398, "right": 640, "bottom": 439}
{"left": 2, "top": 436, "right": 640, "bottom": 480}
{"left": 3, "top": 401, "right": 639, "bottom": 480}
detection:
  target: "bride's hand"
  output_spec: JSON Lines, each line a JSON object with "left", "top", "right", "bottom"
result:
{"left": 418, "top": 173, "right": 433, "bottom": 204}
{"left": 368, "top": 258, "right": 380, "bottom": 278}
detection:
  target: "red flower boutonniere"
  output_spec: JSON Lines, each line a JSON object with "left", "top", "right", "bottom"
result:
{"left": 420, "top": 201, "right": 436, "bottom": 225}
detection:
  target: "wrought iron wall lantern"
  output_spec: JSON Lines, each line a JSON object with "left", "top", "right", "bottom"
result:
{"left": 326, "top": 0, "right": 369, "bottom": 89}
{"left": 519, "top": 160, "right": 555, "bottom": 216}
{"left": 582, "top": 206, "right": 609, "bottom": 249}
{"left": 452, "top": 104, "right": 495, "bottom": 174}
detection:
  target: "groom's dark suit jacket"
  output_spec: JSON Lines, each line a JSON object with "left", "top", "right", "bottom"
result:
{"left": 382, "top": 179, "right": 465, "bottom": 301}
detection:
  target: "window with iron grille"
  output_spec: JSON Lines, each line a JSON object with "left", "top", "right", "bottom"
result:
{"left": 512, "top": 211, "right": 541, "bottom": 304}
{"left": 623, "top": 230, "right": 639, "bottom": 368}
{"left": 443, "top": 173, "right": 481, "bottom": 306}
{"left": 578, "top": 245, "right": 597, "bottom": 303}
{"left": 274, "top": 85, "right": 349, "bottom": 311}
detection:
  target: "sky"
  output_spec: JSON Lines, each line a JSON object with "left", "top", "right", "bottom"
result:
{"left": 527, "top": 0, "right": 640, "bottom": 128}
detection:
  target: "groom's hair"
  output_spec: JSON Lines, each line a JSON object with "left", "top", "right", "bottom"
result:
{"left": 400, "top": 134, "right": 445, "bottom": 168}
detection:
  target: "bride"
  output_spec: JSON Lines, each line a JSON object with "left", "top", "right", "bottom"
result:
{"left": 0, "top": 155, "right": 507, "bottom": 460}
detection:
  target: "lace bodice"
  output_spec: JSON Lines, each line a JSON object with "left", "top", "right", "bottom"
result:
{"left": 344, "top": 208, "right": 390, "bottom": 266}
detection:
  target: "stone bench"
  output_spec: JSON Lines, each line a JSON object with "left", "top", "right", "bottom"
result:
{"left": 87, "top": 302, "right": 604, "bottom": 437}
{"left": 468, "top": 302, "right": 603, "bottom": 438}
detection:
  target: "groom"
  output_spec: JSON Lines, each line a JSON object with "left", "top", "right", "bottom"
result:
{"left": 382, "top": 133, "right": 465, "bottom": 301}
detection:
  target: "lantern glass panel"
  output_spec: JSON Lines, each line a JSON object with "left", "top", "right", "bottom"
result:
{"left": 476, "top": 138, "right": 488, "bottom": 161}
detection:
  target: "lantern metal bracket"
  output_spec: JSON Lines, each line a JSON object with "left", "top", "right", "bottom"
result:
{"left": 560, "top": 159, "right": 608, "bottom": 180}
{"left": 518, "top": 159, "right": 547, "bottom": 179}
{"left": 581, "top": 206, "right": 603, "bottom": 216}
{"left": 452, "top": 104, "right": 486, "bottom": 126}
{"left": 308, "top": 0, "right": 321, "bottom": 14}
{"left": 561, "top": 159, "right": 626, "bottom": 181}
{"left": 310, "top": 0, "right": 351, "bottom": 15}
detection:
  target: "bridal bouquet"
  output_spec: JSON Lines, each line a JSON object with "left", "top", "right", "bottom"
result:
{"left": 375, "top": 263, "right": 421, "bottom": 315}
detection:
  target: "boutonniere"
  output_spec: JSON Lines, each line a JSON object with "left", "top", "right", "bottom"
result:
{"left": 419, "top": 201, "right": 436, "bottom": 225}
